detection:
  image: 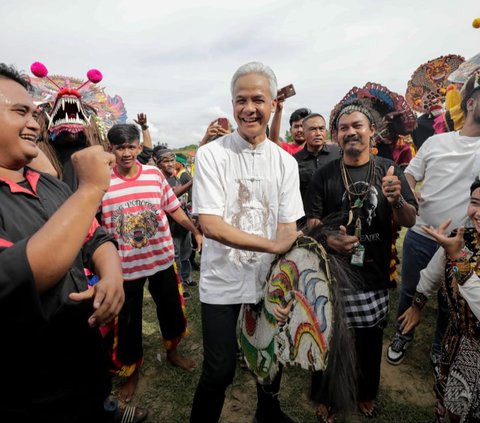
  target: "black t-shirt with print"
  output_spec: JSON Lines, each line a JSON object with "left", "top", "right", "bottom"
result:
{"left": 306, "top": 156, "right": 417, "bottom": 290}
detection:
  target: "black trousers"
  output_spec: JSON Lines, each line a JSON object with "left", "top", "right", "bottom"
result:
{"left": 311, "top": 325, "right": 384, "bottom": 406}
{"left": 190, "top": 303, "right": 283, "bottom": 423}
{"left": 354, "top": 325, "right": 383, "bottom": 402}
{"left": 117, "top": 264, "right": 187, "bottom": 366}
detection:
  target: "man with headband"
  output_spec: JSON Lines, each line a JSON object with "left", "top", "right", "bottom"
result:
{"left": 306, "top": 99, "right": 417, "bottom": 420}
{"left": 155, "top": 148, "right": 197, "bottom": 296}
{"left": 387, "top": 71, "right": 480, "bottom": 369}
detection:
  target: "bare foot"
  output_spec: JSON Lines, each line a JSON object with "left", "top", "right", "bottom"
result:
{"left": 117, "top": 403, "right": 149, "bottom": 423}
{"left": 357, "top": 400, "right": 377, "bottom": 418}
{"left": 315, "top": 404, "right": 336, "bottom": 423}
{"left": 166, "top": 349, "right": 196, "bottom": 371}
{"left": 118, "top": 369, "right": 140, "bottom": 403}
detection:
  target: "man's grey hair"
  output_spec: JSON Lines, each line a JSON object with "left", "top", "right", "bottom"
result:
{"left": 302, "top": 113, "right": 326, "bottom": 127}
{"left": 230, "top": 61, "right": 277, "bottom": 99}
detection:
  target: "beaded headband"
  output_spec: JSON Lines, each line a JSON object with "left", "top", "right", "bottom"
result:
{"left": 154, "top": 149, "right": 175, "bottom": 162}
{"left": 335, "top": 104, "right": 374, "bottom": 129}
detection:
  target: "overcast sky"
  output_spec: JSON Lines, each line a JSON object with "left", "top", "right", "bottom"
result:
{"left": 1, "top": 0, "right": 478, "bottom": 148}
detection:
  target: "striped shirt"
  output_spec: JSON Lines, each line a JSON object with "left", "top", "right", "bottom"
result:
{"left": 100, "top": 163, "right": 180, "bottom": 281}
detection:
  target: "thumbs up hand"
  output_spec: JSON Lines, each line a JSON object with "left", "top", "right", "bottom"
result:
{"left": 382, "top": 165, "right": 402, "bottom": 205}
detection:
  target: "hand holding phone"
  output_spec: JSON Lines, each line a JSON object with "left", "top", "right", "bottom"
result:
{"left": 217, "top": 118, "right": 228, "bottom": 130}
{"left": 277, "top": 84, "right": 296, "bottom": 102}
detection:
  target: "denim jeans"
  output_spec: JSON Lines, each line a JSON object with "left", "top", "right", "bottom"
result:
{"left": 173, "top": 232, "right": 192, "bottom": 283}
{"left": 394, "top": 229, "right": 448, "bottom": 354}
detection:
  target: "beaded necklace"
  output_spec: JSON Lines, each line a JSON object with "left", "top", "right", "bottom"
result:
{"left": 340, "top": 156, "right": 376, "bottom": 235}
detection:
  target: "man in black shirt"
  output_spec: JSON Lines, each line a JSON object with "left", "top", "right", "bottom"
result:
{"left": 293, "top": 113, "right": 340, "bottom": 214}
{"left": 0, "top": 63, "right": 124, "bottom": 422}
{"left": 305, "top": 99, "right": 416, "bottom": 420}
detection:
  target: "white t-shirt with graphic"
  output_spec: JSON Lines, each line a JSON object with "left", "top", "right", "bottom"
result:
{"left": 193, "top": 131, "right": 304, "bottom": 305}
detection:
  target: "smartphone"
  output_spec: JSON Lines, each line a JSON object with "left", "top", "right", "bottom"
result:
{"left": 277, "top": 84, "right": 296, "bottom": 101}
{"left": 217, "top": 118, "right": 228, "bottom": 130}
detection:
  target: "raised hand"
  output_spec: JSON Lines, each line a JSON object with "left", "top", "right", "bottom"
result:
{"left": 422, "top": 219, "right": 465, "bottom": 260}
{"left": 134, "top": 113, "right": 148, "bottom": 127}
{"left": 381, "top": 165, "right": 402, "bottom": 205}
{"left": 72, "top": 146, "right": 115, "bottom": 196}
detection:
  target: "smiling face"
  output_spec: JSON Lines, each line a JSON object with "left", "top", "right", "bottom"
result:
{"left": 303, "top": 116, "right": 327, "bottom": 152}
{"left": 0, "top": 78, "right": 40, "bottom": 170}
{"left": 232, "top": 73, "right": 276, "bottom": 145}
{"left": 337, "top": 111, "right": 375, "bottom": 163}
{"left": 468, "top": 187, "right": 480, "bottom": 233}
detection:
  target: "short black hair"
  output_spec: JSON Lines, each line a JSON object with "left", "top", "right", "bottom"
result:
{"left": 289, "top": 108, "right": 311, "bottom": 127}
{"left": 0, "top": 63, "right": 32, "bottom": 91}
{"left": 107, "top": 124, "right": 140, "bottom": 146}
{"left": 471, "top": 177, "right": 480, "bottom": 195}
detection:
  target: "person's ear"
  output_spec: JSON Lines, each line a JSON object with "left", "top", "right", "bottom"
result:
{"left": 271, "top": 97, "right": 277, "bottom": 114}
{"left": 467, "top": 97, "right": 476, "bottom": 113}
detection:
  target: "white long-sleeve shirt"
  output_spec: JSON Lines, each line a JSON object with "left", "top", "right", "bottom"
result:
{"left": 418, "top": 248, "right": 480, "bottom": 320}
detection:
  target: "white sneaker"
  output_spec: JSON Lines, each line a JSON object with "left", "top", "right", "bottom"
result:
{"left": 386, "top": 333, "right": 411, "bottom": 365}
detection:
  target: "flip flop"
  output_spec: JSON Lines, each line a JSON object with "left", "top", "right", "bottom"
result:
{"left": 117, "top": 404, "right": 149, "bottom": 423}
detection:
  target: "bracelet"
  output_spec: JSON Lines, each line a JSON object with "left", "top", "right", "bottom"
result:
{"left": 141, "top": 124, "right": 149, "bottom": 130}
{"left": 392, "top": 196, "right": 405, "bottom": 209}
{"left": 449, "top": 245, "right": 473, "bottom": 263}
{"left": 412, "top": 291, "right": 428, "bottom": 310}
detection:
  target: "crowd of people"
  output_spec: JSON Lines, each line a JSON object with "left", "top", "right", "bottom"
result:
{"left": 1, "top": 56, "right": 480, "bottom": 423}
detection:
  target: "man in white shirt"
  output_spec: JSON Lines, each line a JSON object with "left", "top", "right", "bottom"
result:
{"left": 387, "top": 71, "right": 480, "bottom": 366}
{"left": 190, "top": 62, "right": 304, "bottom": 423}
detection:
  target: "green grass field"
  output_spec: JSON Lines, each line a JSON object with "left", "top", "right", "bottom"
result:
{"left": 122, "top": 229, "right": 439, "bottom": 422}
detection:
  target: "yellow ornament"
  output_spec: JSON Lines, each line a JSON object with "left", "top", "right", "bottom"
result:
{"left": 473, "top": 18, "right": 480, "bottom": 29}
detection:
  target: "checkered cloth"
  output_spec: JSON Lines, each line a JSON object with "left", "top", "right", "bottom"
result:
{"left": 343, "top": 288, "right": 389, "bottom": 328}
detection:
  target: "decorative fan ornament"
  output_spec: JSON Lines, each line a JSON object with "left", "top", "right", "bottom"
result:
{"left": 238, "top": 236, "right": 334, "bottom": 384}
{"left": 329, "top": 82, "right": 416, "bottom": 137}
{"left": 405, "top": 55, "right": 464, "bottom": 113}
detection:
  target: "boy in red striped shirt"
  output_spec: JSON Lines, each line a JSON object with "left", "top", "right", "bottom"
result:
{"left": 100, "top": 124, "right": 202, "bottom": 403}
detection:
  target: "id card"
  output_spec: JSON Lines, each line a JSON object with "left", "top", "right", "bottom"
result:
{"left": 350, "top": 244, "right": 365, "bottom": 267}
